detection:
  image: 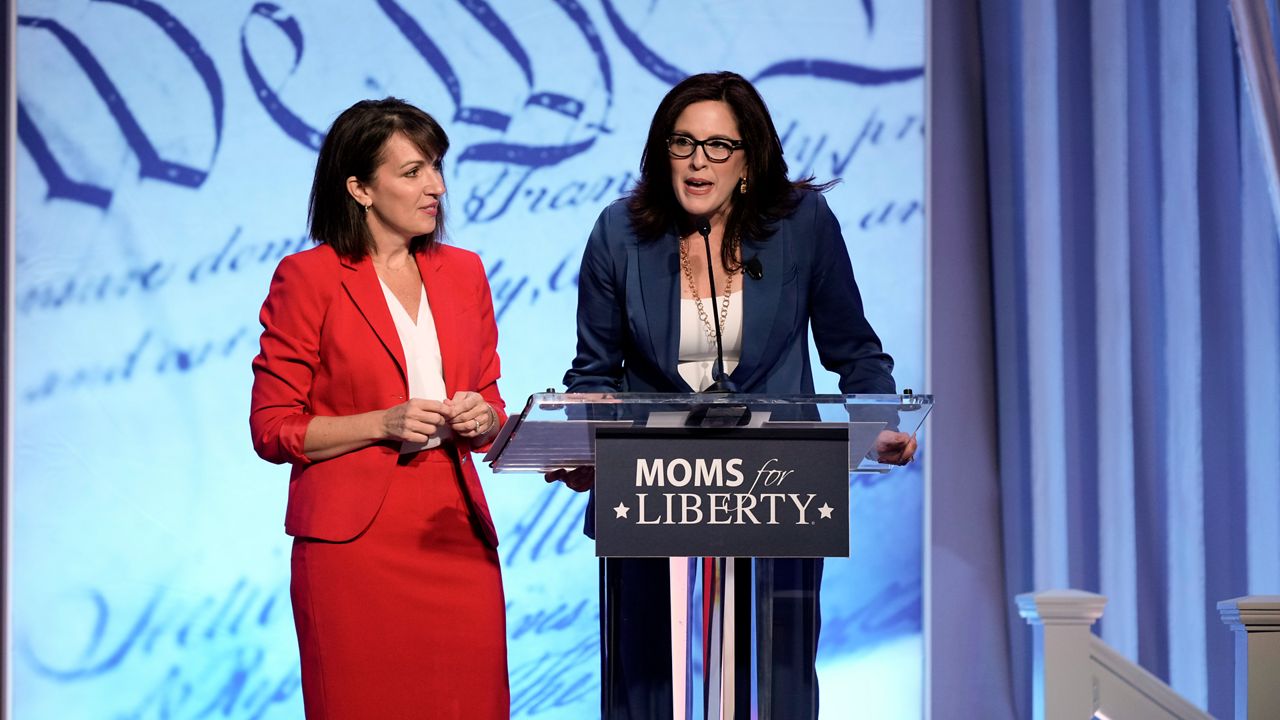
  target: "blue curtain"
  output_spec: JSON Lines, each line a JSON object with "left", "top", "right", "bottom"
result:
{"left": 975, "top": 0, "right": 1280, "bottom": 715}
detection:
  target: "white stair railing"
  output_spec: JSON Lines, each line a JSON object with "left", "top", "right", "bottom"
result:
{"left": 1017, "top": 589, "right": 1213, "bottom": 720}
{"left": 1217, "top": 595, "right": 1280, "bottom": 719}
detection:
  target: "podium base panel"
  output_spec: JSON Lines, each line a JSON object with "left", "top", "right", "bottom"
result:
{"left": 599, "top": 557, "right": 821, "bottom": 720}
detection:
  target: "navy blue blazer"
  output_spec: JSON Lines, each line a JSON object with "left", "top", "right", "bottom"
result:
{"left": 564, "top": 190, "right": 896, "bottom": 396}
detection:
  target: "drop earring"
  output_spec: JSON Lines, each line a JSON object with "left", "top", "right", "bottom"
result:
{"left": 739, "top": 177, "right": 748, "bottom": 194}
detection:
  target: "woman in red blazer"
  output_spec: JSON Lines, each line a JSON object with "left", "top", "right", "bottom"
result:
{"left": 250, "top": 98, "right": 509, "bottom": 719}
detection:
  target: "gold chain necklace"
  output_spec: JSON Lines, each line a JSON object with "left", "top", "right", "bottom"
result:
{"left": 679, "top": 237, "right": 737, "bottom": 348}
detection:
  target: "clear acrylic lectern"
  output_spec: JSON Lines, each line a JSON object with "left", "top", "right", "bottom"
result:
{"left": 485, "top": 392, "right": 932, "bottom": 720}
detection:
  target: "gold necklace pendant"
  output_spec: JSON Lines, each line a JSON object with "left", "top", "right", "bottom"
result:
{"left": 679, "top": 239, "right": 737, "bottom": 347}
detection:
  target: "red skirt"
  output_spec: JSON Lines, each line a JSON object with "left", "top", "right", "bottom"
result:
{"left": 290, "top": 449, "right": 508, "bottom": 719}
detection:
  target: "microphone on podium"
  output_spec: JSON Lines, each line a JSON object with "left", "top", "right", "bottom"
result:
{"left": 683, "top": 217, "right": 751, "bottom": 429}
{"left": 693, "top": 216, "right": 738, "bottom": 394}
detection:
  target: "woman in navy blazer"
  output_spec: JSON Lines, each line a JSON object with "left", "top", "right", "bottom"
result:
{"left": 552, "top": 72, "right": 916, "bottom": 718}
{"left": 251, "top": 99, "right": 509, "bottom": 719}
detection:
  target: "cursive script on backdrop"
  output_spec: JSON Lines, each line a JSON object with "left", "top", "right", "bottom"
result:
{"left": 13, "top": 2, "right": 925, "bottom": 718}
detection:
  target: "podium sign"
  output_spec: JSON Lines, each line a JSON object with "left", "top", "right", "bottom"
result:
{"left": 593, "top": 427, "right": 850, "bottom": 557}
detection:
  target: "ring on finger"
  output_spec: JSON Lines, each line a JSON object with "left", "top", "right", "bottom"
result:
{"left": 472, "top": 418, "right": 480, "bottom": 432}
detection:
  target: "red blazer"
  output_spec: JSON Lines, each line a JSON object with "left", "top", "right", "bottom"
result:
{"left": 250, "top": 242, "right": 506, "bottom": 546}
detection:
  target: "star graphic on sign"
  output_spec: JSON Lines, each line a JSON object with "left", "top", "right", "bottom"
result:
{"left": 818, "top": 503, "right": 834, "bottom": 519}
{"left": 614, "top": 502, "right": 630, "bottom": 519}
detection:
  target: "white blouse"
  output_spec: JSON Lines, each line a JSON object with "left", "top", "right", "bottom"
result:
{"left": 379, "top": 279, "right": 450, "bottom": 452}
{"left": 677, "top": 289, "right": 743, "bottom": 391}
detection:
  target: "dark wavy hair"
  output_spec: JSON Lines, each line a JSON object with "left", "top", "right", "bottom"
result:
{"left": 628, "top": 71, "right": 832, "bottom": 269}
{"left": 308, "top": 98, "right": 449, "bottom": 259}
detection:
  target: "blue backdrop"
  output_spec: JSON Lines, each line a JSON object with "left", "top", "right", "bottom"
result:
{"left": 10, "top": 2, "right": 924, "bottom": 717}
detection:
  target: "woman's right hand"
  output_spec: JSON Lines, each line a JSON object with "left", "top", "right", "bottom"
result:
{"left": 544, "top": 466, "right": 595, "bottom": 492}
{"left": 381, "top": 399, "right": 448, "bottom": 443}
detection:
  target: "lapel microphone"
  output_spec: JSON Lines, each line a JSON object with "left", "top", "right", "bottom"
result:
{"left": 744, "top": 256, "right": 763, "bottom": 280}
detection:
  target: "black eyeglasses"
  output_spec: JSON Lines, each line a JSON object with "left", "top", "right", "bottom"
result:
{"left": 667, "top": 134, "right": 744, "bottom": 162}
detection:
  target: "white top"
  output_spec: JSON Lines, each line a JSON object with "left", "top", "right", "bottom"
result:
{"left": 379, "top": 279, "right": 450, "bottom": 452}
{"left": 677, "top": 289, "right": 743, "bottom": 391}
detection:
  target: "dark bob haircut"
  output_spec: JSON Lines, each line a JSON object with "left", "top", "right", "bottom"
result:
{"left": 628, "top": 71, "right": 831, "bottom": 270}
{"left": 308, "top": 97, "right": 449, "bottom": 259}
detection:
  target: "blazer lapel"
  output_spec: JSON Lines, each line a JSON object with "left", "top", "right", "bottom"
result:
{"left": 635, "top": 233, "right": 692, "bottom": 391}
{"left": 733, "top": 236, "right": 786, "bottom": 388}
{"left": 340, "top": 255, "right": 407, "bottom": 385}
{"left": 418, "top": 247, "right": 464, "bottom": 396}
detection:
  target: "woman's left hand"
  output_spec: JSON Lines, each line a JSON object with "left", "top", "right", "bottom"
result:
{"left": 444, "top": 391, "right": 498, "bottom": 439}
{"left": 874, "top": 430, "right": 918, "bottom": 465}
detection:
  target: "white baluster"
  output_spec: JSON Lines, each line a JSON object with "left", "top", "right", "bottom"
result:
{"left": 1218, "top": 595, "right": 1280, "bottom": 719}
{"left": 1017, "top": 589, "right": 1107, "bottom": 720}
